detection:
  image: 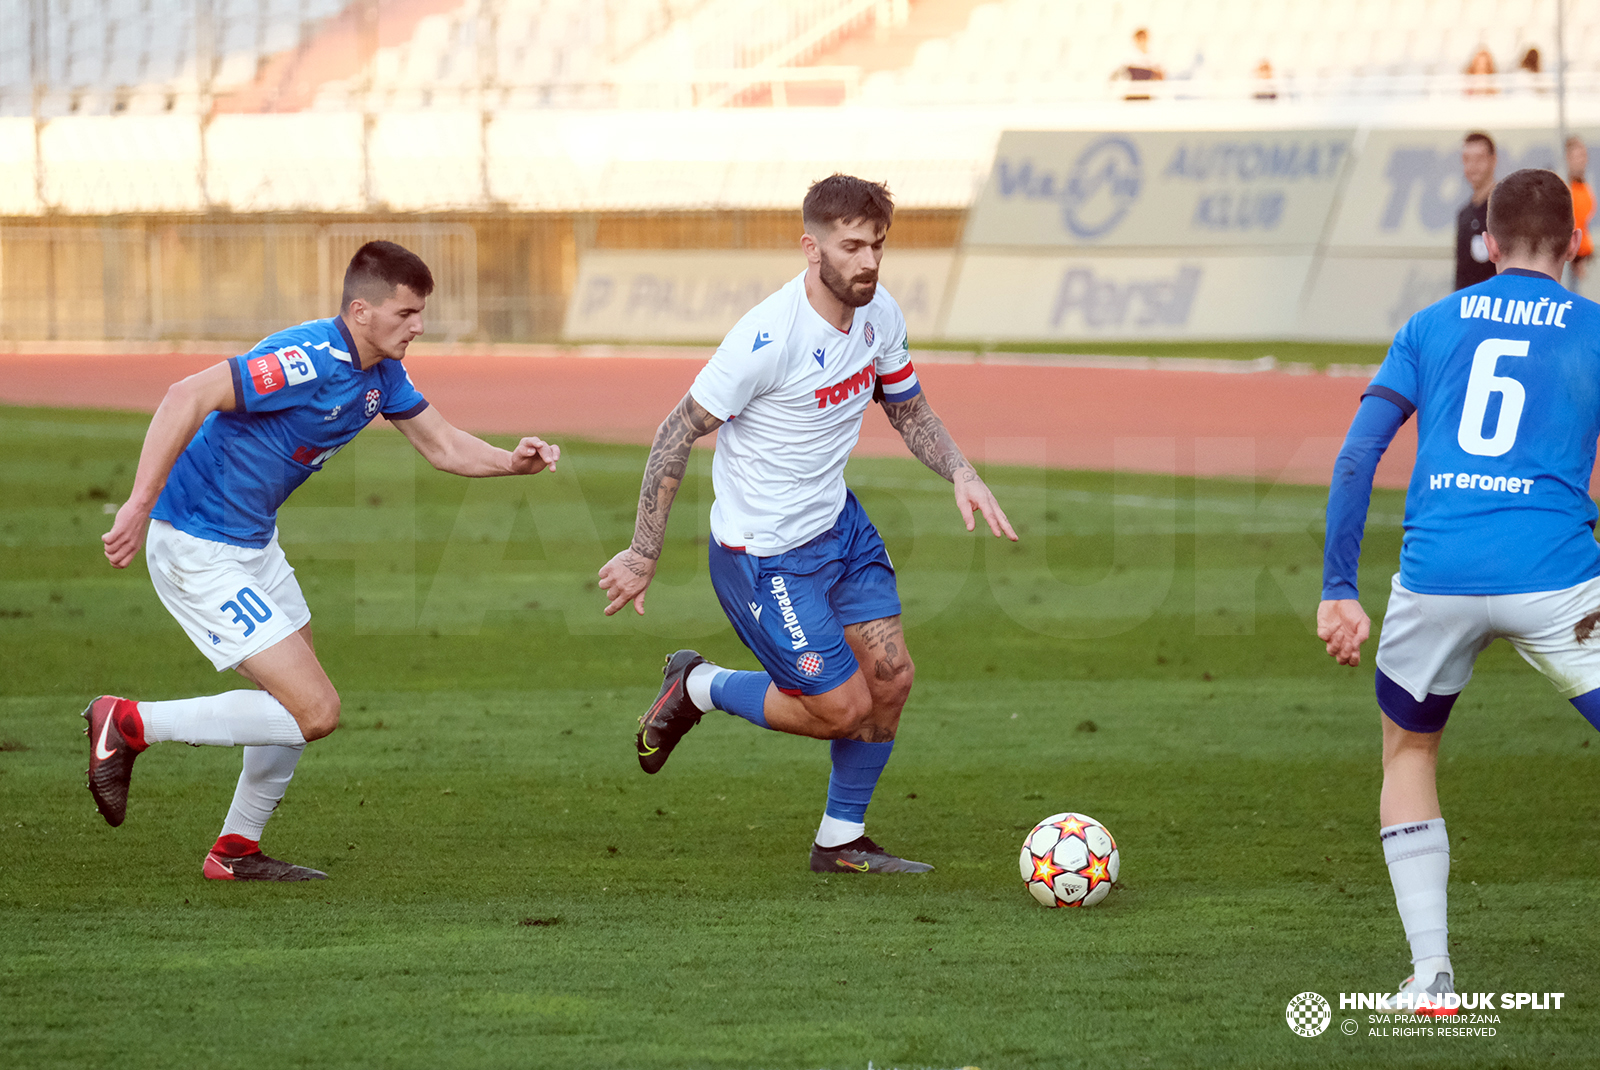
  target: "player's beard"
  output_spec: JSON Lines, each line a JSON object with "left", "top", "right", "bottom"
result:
{"left": 819, "top": 248, "right": 878, "bottom": 308}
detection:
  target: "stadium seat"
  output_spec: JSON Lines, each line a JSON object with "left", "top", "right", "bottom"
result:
{"left": 4, "top": 0, "right": 1600, "bottom": 119}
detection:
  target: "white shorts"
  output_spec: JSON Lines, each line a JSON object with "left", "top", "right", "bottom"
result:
{"left": 1375, "top": 572, "right": 1600, "bottom": 702}
{"left": 145, "top": 519, "right": 310, "bottom": 671}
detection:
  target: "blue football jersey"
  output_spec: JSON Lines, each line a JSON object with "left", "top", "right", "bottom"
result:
{"left": 1366, "top": 268, "right": 1600, "bottom": 595}
{"left": 152, "top": 317, "right": 429, "bottom": 548}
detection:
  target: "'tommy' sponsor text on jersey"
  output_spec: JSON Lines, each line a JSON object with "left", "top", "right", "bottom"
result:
{"left": 690, "top": 272, "right": 921, "bottom": 555}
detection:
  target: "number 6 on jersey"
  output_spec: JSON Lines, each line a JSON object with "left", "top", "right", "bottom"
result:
{"left": 1457, "top": 338, "right": 1530, "bottom": 457}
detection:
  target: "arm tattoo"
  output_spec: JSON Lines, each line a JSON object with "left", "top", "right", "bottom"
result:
{"left": 631, "top": 393, "right": 723, "bottom": 560}
{"left": 882, "top": 393, "right": 971, "bottom": 482}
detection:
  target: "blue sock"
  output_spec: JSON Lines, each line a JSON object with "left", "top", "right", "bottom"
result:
{"left": 1571, "top": 688, "right": 1600, "bottom": 733}
{"left": 710, "top": 670, "right": 771, "bottom": 729}
{"left": 824, "top": 739, "right": 895, "bottom": 823}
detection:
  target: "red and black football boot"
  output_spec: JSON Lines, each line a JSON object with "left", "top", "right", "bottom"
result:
{"left": 809, "top": 835, "right": 933, "bottom": 874}
{"left": 204, "top": 849, "right": 328, "bottom": 881}
{"left": 82, "top": 695, "right": 146, "bottom": 827}
{"left": 636, "top": 649, "right": 707, "bottom": 774}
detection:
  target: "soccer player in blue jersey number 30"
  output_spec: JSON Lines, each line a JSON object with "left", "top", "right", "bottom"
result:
{"left": 598, "top": 175, "right": 1017, "bottom": 874}
{"left": 89, "top": 241, "right": 560, "bottom": 880}
{"left": 1319, "top": 169, "right": 1597, "bottom": 1007}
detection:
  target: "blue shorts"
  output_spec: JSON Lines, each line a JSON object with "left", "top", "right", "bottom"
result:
{"left": 708, "top": 490, "right": 901, "bottom": 696}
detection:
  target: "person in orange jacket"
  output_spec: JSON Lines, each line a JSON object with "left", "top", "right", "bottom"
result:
{"left": 1570, "top": 135, "right": 1594, "bottom": 293}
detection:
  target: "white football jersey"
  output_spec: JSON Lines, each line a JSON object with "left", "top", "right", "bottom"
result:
{"left": 690, "top": 271, "right": 923, "bottom": 556}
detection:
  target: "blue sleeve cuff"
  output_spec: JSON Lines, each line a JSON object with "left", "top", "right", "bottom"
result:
{"left": 1361, "top": 384, "right": 1416, "bottom": 419}
{"left": 227, "top": 357, "right": 245, "bottom": 411}
{"left": 385, "top": 400, "right": 429, "bottom": 422}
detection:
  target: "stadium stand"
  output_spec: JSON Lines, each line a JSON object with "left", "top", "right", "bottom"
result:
{"left": 1, "top": 1, "right": 1597, "bottom": 344}
{"left": 299, "top": 0, "right": 901, "bottom": 110}
{"left": 4, "top": 0, "right": 1597, "bottom": 115}
{"left": 854, "top": 0, "right": 1600, "bottom": 105}
{"left": 0, "top": 0, "right": 349, "bottom": 116}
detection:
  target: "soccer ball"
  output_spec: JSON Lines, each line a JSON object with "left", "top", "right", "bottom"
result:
{"left": 1019, "top": 812, "right": 1119, "bottom": 908}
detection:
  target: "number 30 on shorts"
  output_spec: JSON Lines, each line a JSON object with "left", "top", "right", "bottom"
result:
{"left": 219, "top": 587, "right": 274, "bottom": 638}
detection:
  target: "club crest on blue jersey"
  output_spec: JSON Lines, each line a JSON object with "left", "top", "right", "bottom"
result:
{"left": 363, "top": 388, "right": 381, "bottom": 417}
{"left": 752, "top": 331, "right": 774, "bottom": 351}
{"left": 811, "top": 347, "right": 826, "bottom": 367}
{"left": 864, "top": 322, "right": 875, "bottom": 347}
{"left": 796, "top": 652, "right": 824, "bottom": 677}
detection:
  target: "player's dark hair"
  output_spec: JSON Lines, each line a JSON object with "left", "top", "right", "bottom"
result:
{"left": 802, "top": 174, "right": 894, "bottom": 234}
{"left": 1487, "top": 168, "right": 1575, "bottom": 260}
{"left": 1463, "top": 130, "right": 1496, "bottom": 156}
{"left": 341, "top": 241, "right": 434, "bottom": 311}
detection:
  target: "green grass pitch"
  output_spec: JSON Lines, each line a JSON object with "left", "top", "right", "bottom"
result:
{"left": 1, "top": 404, "right": 1596, "bottom": 1069}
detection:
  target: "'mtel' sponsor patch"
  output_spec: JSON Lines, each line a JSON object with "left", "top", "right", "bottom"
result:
{"left": 247, "top": 346, "right": 318, "bottom": 395}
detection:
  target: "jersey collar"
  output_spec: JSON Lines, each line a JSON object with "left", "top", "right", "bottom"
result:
{"left": 1500, "top": 267, "right": 1558, "bottom": 282}
{"left": 332, "top": 316, "right": 366, "bottom": 370}
{"left": 798, "top": 273, "right": 861, "bottom": 338}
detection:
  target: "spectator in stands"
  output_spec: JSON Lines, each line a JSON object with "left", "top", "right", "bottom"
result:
{"left": 1464, "top": 45, "right": 1497, "bottom": 96}
{"left": 1569, "top": 136, "right": 1594, "bottom": 293}
{"left": 1509, "top": 46, "right": 1543, "bottom": 95}
{"left": 1253, "top": 58, "right": 1277, "bottom": 100}
{"left": 1115, "top": 28, "right": 1164, "bottom": 100}
{"left": 1455, "top": 131, "right": 1498, "bottom": 290}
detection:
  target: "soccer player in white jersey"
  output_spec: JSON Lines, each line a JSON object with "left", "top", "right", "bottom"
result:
{"left": 598, "top": 175, "right": 1016, "bottom": 874}
{"left": 1318, "top": 169, "right": 1597, "bottom": 1008}
{"left": 88, "top": 241, "right": 560, "bottom": 880}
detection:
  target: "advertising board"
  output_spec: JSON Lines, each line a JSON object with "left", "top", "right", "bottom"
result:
{"left": 564, "top": 249, "right": 954, "bottom": 342}
{"left": 942, "top": 254, "right": 1311, "bottom": 340}
{"left": 965, "top": 129, "right": 1356, "bottom": 249}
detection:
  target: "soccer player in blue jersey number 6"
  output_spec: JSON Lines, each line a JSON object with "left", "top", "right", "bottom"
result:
{"left": 89, "top": 241, "right": 560, "bottom": 880}
{"left": 1319, "top": 170, "right": 1595, "bottom": 1008}
{"left": 597, "top": 175, "right": 1017, "bottom": 874}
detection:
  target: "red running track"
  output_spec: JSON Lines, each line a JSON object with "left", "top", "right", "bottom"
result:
{"left": 0, "top": 348, "right": 1418, "bottom": 489}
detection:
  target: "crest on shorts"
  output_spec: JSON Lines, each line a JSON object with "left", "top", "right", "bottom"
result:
{"left": 864, "top": 322, "right": 875, "bottom": 347}
{"left": 363, "top": 388, "right": 382, "bottom": 417}
{"left": 796, "top": 652, "right": 824, "bottom": 677}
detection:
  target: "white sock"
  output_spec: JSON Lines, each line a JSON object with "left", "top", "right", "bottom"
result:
{"left": 1381, "top": 819, "right": 1452, "bottom": 978}
{"left": 685, "top": 663, "right": 728, "bottom": 712}
{"left": 816, "top": 814, "right": 865, "bottom": 848}
{"left": 220, "top": 744, "right": 305, "bottom": 842}
{"left": 139, "top": 691, "right": 307, "bottom": 747}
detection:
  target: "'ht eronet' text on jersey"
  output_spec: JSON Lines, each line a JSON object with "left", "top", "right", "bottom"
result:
{"left": 152, "top": 317, "right": 429, "bottom": 548}
{"left": 690, "top": 272, "right": 921, "bottom": 556}
{"left": 1365, "top": 269, "right": 1600, "bottom": 595}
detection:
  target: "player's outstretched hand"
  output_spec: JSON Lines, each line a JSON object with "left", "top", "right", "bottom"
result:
{"left": 1317, "top": 598, "right": 1370, "bottom": 666}
{"left": 598, "top": 548, "right": 657, "bottom": 616}
{"left": 102, "top": 501, "right": 151, "bottom": 569}
{"left": 954, "top": 468, "right": 1018, "bottom": 541}
{"left": 509, "top": 437, "right": 560, "bottom": 474}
